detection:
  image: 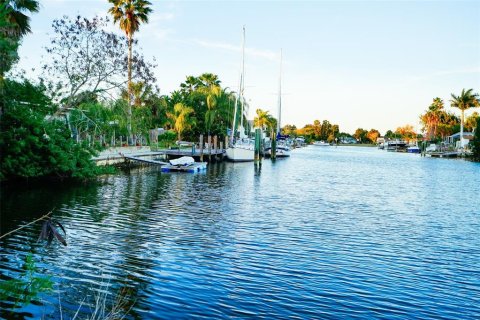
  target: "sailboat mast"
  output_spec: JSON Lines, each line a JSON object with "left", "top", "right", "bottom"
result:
{"left": 230, "top": 73, "right": 241, "bottom": 146}
{"left": 277, "top": 49, "right": 282, "bottom": 135}
{"left": 230, "top": 26, "right": 245, "bottom": 146}
{"left": 240, "top": 25, "right": 246, "bottom": 131}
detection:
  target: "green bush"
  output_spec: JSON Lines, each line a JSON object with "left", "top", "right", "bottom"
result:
{"left": 472, "top": 117, "right": 480, "bottom": 161}
{"left": 0, "top": 79, "right": 100, "bottom": 181}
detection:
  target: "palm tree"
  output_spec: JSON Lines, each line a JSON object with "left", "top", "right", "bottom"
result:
{"left": 420, "top": 97, "right": 444, "bottom": 140}
{"left": 171, "top": 103, "right": 195, "bottom": 142}
{"left": 1, "top": 0, "right": 38, "bottom": 90}
{"left": 203, "top": 85, "right": 221, "bottom": 134}
{"left": 254, "top": 109, "right": 271, "bottom": 129}
{"left": 450, "top": 89, "right": 480, "bottom": 148}
{"left": 3, "top": 0, "right": 39, "bottom": 37}
{"left": 108, "top": 0, "right": 152, "bottom": 143}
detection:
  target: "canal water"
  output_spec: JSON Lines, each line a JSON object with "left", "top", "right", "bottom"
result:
{"left": 1, "top": 146, "right": 479, "bottom": 319}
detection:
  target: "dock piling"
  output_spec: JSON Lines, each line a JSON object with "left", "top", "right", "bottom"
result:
{"left": 271, "top": 130, "right": 277, "bottom": 160}
{"left": 199, "top": 134, "right": 204, "bottom": 162}
{"left": 254, "top": 128, "right": 262, "bottom": 165}
{"left": 213, "top": 135, "right": 218, "bottom": 161}
{"left": 208, "top": 135, "right": 212, "bottom": 161}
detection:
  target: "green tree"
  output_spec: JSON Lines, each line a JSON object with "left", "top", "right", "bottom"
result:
{"left": 465, "top": 111, "right": 479, "bottom": 132}
{"left": 254, "top": 108, "right": 271, "bottom": 129}
{"left": 170, "top": 103, "right": 195, "bottom": 142}
{"left": 282, "top": 124, "right": 297, "bottom": 136}
{"left": 367, "top": 129, "right": 380, "bottom": 143}
{"left": 472, "top": 117, "right": 480, "bottom": 161}
{"left": 108, "top": 0, "right": 153, "bottom": 142}
{"left": 313, "top": 120, "right": 321, "bottom": 139}
{"left": 450, "top": 88, "right": 480, "bottom": 148}
{"left": 0, "top": 5, "right": 19, "bottom": 86}
{"left": 2, "top": 0, "right": 39, "bottom": 37}
{"left": 353, "top": 128, "right": 368, "bottom": 143}
{"left": 1, "top": 0, "right": 39, "bottom": 113}
{"left": 0, "top": 79, "right": 99, "bottom": 181}
{"left": 420, "top": 97, "right": 444, "bottom": 140}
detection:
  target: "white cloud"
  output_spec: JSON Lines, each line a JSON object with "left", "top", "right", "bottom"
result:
{"left": 193, "top": 39, "right": 279, "bottom": 62}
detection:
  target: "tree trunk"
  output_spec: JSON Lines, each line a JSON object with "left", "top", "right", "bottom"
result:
{"left": 127, "top": 35, "right": 133, "bottom": 145}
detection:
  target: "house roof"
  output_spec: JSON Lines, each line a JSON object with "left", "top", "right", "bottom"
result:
{"left": 449, "top": 132, "right": 474, "bottom": 138}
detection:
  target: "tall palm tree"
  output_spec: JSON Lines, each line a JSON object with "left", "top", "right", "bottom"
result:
{"left": 450, "top": 89, "right": 480, "bottom": 148}
{"left": 108, "top": 0, "right": 152, "bottom": 143}
{"left": 3, "top": 0, "right": 39, "bottom": 37}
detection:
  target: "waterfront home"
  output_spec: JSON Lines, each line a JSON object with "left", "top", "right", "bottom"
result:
{"left": 340, "top": 137, "right": 357, "bottom": 144}
{"left": 445, "top": 132, "right": 474, "bottom": 149}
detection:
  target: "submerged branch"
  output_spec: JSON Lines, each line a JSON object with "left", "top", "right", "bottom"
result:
{"left": 0, "top": 210, "right": 53, "bottom": 240}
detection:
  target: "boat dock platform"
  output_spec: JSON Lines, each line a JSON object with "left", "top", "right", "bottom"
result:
{"left": 123, "top": 155, "right": 168, "bottom": 166}
{"left": 93, "top": 146, "right": 225, "bottom": 166}
{"left": 427, "top": 151, "right": 461, "bottom": 158}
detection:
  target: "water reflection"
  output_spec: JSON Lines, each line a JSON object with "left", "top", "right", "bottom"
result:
{"left": 1, "top": 147, "right": 480, "bottom": 319}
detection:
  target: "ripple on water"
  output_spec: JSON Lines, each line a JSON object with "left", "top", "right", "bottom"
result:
{"left": 1, "top": 146, "right": 480, "bottom": 319}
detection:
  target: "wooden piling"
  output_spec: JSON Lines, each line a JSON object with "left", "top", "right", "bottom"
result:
{"left": 219, "top": 141, "right": 224, "bottom": 161}
{"left": 213, "top": 135, "right": 218, "bottom": 161}
{"left": 254, "top": 128, "right": 261, "bottom": 165}
{"left": 199, "top": 134, "right": 204, "bottom": 162}
{"left": 225, "top": 136, "right": 229, "bottom": 149}
{"left": 208, "top": 135, "right": 212, "bottom": 161}
{"left": 271, "top": 130, "right": 277, "bottom": 160}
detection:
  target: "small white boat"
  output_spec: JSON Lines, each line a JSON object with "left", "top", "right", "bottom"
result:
{"left": 162, "top": 156, "right": 207, "bottom": 173}
{"left": 169, "top": 156, "right": 195, "bottom": 166}
{"left": 313, "top": 141, "right": 330, "bottom": 146}
{"left": 425, "top": 144, "right": 437, "bottom": 152}
{"left": 265, "top": 145, "right": 290, "bottom": 157}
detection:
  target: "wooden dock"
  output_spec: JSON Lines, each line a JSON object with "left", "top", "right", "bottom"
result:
{"left": 93, "top": 147, "right": 225, "bottom": 166}
{"left": 427, "top": 151, "right": 461, "bottom": 158}
{"left": 123, "top": 155, "right": 168, "bottom": 165}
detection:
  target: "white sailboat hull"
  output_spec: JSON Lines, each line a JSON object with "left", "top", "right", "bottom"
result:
{"left": 226, "top": 146, "right": 255, "bottom": 162}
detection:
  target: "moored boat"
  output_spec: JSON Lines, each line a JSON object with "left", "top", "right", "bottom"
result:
{"left": 407, "top": 146, "right": 421, "bottom": 153}
{"left": 313, "top": 141, "right": 330, "bottom": 146}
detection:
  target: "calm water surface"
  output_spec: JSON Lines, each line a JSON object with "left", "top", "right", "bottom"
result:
{"left": 1, "top": 146, "right": 479, "bottom": 319}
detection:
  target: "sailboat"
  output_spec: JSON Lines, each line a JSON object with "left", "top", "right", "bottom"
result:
{"left": 266, "top": 49, "right": 290, "bottom": 158}
{"left": 226, "top": 27, "right": 255, "bottom": 162}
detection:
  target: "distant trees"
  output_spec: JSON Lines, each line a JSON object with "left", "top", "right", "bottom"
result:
{"left": 465, "top": 112, "right": 479, "bottom": 132}
{"left": 353, "top": 128, "right": 368, "bottom": 143}
{"left": 395, "top": 125, "right": 416, "bottom": 142}
{"left": 294, "top": 119, "right": 339, "bottom": 142}
{"left": 419, "top": 97, "right": 460, "bottom": 141}
{"left": 281, "top": 124, "right": 297, "bottom": 136}
{"left": 366, "top": 129, "right": 380, "bottom": 143}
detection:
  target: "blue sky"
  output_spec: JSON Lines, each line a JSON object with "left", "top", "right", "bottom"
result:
{"left": 16, "top": 0, "right": 480, "bottom": 134}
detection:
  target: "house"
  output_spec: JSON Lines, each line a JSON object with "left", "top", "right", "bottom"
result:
{"left": 445, "top": 132, "right": 474, "bottom": 149}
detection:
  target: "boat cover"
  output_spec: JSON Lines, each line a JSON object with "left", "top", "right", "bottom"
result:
{"left": 169, "top": 156, "right": 195, "bottom": 166}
